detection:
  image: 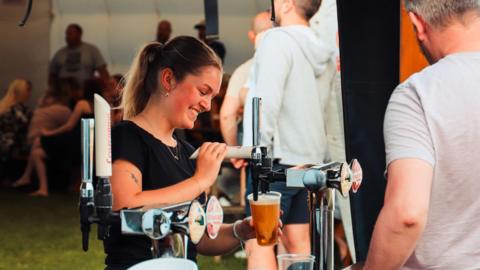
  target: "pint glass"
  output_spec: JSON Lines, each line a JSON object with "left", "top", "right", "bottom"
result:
{"left": 247, "top": 192, "right": 281, "bottom": 246}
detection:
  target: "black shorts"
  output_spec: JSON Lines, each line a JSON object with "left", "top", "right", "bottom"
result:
{"left": 244, "top": 164, "right": 309, "bottom": 225}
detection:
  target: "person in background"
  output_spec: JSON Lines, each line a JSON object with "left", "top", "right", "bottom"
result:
{"left": 242, "top": 0, "right": 335, "bottom": 269}
{"left": 364, "top": 0, "right": 480, "bottom": 269}
{"left": 219, "top": 11, "right": 272, "bottom": 149}
{"left": 49, "top": 23, "right": 110, "bottom": 87}
{"left": 194, "top": 20, "right": 227, "bottom": 63}
{"left": 11, "top": 79, "right": 73, "bottom": 188}
{"left": 0, "top": 79, "right": 32, "bottom": 180}
{"left": 13, "top": 78, "right": 101, "bottom": 196}
{"left": 104, "top": 37, "right": 280, "bottom": 269}
{"left": 155, "top": 20, "right": 172, "bottom": 44}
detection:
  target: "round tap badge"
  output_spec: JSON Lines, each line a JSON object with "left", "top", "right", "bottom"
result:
{"left": 188, "top": 200, "right": 206, "bottom": 244}
{"left": 205, "top": 196, "right": 223, "bottom": 239}
{"left": 350, "top": 159, "right": 363, "bottom": 193}
{"left": 339, "top": 162, "right": 352, "bottom": 196}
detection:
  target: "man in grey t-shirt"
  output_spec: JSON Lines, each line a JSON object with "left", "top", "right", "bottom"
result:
{"left": 49, "top": 24, "right": 110, "bottom": 87}
{"left": 363, "top": 1, "right": 480, "bottom": 269}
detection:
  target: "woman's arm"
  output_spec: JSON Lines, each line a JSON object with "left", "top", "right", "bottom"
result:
{"left": 111, "top": 160, "right": 205, "bottom": 210}
{"left": 196, "top": 217, "right": 282, "bottom": 256}
{"left": 42, "top": 100, "right": 90, "bottom": 136}
{"left": 111, "top": 142, "right": 227, "bottom": 210}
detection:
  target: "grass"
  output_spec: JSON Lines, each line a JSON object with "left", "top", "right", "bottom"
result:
{"left": 0, "top": 188, "right": 246, "bottom": 270}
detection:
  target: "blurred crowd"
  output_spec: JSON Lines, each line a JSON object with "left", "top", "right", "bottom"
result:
{"left": 0, "top": 20, "right": 230, "bottom": 197}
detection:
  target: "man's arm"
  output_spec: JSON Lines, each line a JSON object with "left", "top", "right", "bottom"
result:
{"left": 220, "top": 95, "right": 240, "bottom": 145}
{"left": 91, "top": 45, "right": 110, "bottom": 81}
{"left": 97, "top": 65, "right": 110, "bottom": 82}
{"left": 364, "top": 159, "right": 433, "bottom": 269}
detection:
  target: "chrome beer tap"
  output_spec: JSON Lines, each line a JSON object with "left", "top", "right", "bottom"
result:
{"left": 250, "top": 97, "right": 287, "bottom": 201}
{"left": 79, "top": 119, "right": 95, "bottom": 251}
{"left": 248, "top": 97, "right": 363, "bottom": 270}
{"left": 120, "top": 197, "right": 223, "bottom": 259}
{"left": 79, "top": 94, "right": 119, "bottom": 251}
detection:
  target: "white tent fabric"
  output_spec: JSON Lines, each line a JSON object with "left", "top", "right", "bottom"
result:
{"left": 50, "top": 0, "right": 270, "bottom": 75}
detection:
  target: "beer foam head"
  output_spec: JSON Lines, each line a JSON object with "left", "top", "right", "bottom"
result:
{"left": 248, "top": 192, "right": 281, "bottom": 205}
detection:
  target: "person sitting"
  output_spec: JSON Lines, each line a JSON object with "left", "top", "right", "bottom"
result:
{"left": 13, "top": 78, "right": 102, "bottom": 196}
{"left": 104, "top": 37, "right": 276, "bottom": 270}
{"left": 11, "top": 79, "right": 73, "bottom": 189}
{"left": 0, "top": 79, "right": 32, "bottom": 181}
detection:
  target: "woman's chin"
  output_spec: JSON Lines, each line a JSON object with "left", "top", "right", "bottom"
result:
{"left": 182, "top": 121, "right": 195, "bottom": 130}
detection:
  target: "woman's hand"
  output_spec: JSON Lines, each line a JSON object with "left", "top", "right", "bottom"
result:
{"left": 193, "top": 142, "right": 227, "bottom": 190}
{"left": 235, "top": 216, "right": 283, "bottom": 241}
{"left": 230, "top": 158, "right": 248, "bottom": 169}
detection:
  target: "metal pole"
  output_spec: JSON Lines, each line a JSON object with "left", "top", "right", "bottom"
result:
{"left": 320, "top": 189, "right": 335, "bottom": 270}
{"left": 252, "top": 97, "right": 261, "bottom": 147}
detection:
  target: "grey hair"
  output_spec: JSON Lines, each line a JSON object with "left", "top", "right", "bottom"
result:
{"left": 404, "top": 0, "right": 480, "bottom": 28}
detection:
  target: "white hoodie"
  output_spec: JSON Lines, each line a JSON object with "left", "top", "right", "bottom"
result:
{"left": 243, "top": 25, "right": 336, "bottom": 165}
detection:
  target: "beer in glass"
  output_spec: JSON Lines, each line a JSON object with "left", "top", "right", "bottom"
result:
{"left": 247, "top": 192, "right": 281, "bottom": 246}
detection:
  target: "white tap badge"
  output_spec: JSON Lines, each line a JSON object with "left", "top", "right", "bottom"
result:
{"left": 340, "top": 162, "right": 352, "bottom": 196}
{"left": 94, "top": 94, "right": 112, "bottom": 177}
{"left": 188, "top": 200, "right": 206, "bottom": 244}
{"left": 350, "top": 159, "right": 363, "bottom": 193}
{"left": 205, "top": 196, "right": 223, "bottom": 239}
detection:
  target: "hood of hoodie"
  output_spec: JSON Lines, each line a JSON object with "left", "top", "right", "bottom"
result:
{"left": 271, "top": 25, "right": 335, "bottom": 77}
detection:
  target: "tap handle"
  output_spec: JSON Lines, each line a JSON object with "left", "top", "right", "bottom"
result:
{"left": 252, "top": 97, "right": 261, "bottom": 147}
{"left": 95, "top": 177, "right": 113, "bottom": 240}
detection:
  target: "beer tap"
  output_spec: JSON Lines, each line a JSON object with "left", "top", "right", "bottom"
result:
{"left": 120, "top": 197, "right": 223, "bottom": 259}
{"left": 79, "top": 94, "right": 119, "bottom": 252}
{"left": 247, "top": 97, "right": 363, "bottom": 270}
{"left": 249, "top": 97, "right": 287, "bottom": 201}
{"left": 79, "top": 119, "right": 95, "bottom": 251}
{"left": 94, "top": 94, "right": 115, "bottom": 240}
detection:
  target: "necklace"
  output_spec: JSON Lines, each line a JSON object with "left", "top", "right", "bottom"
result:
{"left": 166, "top": 144, "right": 180, "bottom": 160}
{"left": 139, "top": 114, "right": 179, "bottom": 160}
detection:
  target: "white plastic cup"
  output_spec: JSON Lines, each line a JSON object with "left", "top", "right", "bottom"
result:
{"left": 277, "top": 254, "right": 315, "bottom": 270}
{"left": 128, "top": 258, "right": 198, "bottom": 270}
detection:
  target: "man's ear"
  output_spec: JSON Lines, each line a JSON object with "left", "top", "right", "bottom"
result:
{"left": 248, "top": 30, "right": 255, "bottom": 44}
{"left": 281, "top": 0, "right": 294, "bottom": 14}
{"left": 408, "top": 11, "right": 428, "bottom": 42}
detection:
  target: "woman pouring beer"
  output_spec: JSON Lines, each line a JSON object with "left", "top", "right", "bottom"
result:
{"left": 105, "top": 36, "right": 281, "bottom": 270}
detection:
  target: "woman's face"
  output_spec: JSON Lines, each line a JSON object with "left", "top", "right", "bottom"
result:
{"left": 167, "top": 66, "right": 222, "bottom": 129}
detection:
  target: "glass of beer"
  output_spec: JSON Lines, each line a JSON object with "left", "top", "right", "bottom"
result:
{"left": 247, "top": 191, "right": 281, "bottom": 246}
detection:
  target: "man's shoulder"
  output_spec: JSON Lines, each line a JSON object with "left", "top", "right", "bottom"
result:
{"left": 263, "top": 28, "right": 294, "bottom": 41}
{"left": 405, "top": 53, "right": 471, "bottom": 84}
{"left": 80, "top": 42, "right": 101, "bottom": 52}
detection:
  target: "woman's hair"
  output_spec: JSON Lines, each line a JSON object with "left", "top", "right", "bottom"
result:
{"left": 121, "top": 36, "right": 222, "bottom": 119}
{"left": 0, "top": 79, "right": 31, "bottom": 114}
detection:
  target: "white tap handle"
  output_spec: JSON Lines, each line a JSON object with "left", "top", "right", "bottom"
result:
{"left": 94, "top": 94, "right": 112, "bottom": 177}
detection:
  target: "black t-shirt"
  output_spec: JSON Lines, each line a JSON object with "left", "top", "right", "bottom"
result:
{"left": 104, "top": 121, "right": 202, "bottom": 269}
